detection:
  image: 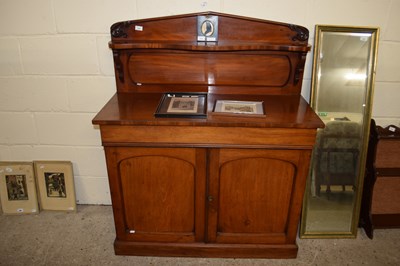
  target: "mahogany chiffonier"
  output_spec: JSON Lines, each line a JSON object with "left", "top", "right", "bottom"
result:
{"left": 92, "top": 12, "right": 323, "bottom": 258}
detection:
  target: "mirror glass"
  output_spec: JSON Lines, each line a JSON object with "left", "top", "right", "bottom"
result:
{"left": 300, "top": 26, "right": 379, "bottom": 237}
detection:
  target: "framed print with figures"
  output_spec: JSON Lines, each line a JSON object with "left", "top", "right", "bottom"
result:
{"left": 155, "top": 93, "right": 207, "bottom": 118}
{"left": 34, "top": 161, "right": 76, "bottom": 212}
{"left": 0, "top": 162, "right": 39, "bottom": 215}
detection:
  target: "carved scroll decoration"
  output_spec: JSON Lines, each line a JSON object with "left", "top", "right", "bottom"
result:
{"left": 111, "top": 22, "right": 131, "bottom": 38}
{"left": 289, "top": 25, "right": 309, "bottom": 42}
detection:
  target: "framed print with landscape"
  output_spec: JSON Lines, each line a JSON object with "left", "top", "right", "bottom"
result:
{"left": 213, "top": 100, "right": 265, "bottom": 117}
{"left": 155, "top": 93, "right": 207, "bottom": 118}
{"left": 34, "top": 161, "right": 76, "bottom": 212}
{"left": 0, "top": 162, "right": 39, "bottom": 215}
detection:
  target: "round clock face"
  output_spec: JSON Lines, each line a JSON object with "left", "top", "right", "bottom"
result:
{"left": 201, "top": 20, "right": 214, "bottom": 37}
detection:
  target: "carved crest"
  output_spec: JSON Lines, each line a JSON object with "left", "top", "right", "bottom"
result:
{"left": 111, "top": 22, "right": 130, "bottom": 38}
{"left": 289, "top": 25, "right": 309, "bottom": 42}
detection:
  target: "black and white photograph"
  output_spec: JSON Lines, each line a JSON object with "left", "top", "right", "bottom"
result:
{"left": 167, "top": 97, "right": 198, "bottom": 113}
{"left": 44, "top": 172, "right": 66, "bottom": 198}
{"left": 222, "top": 102, "right": 256, "bottom": 114}
{"left": 6, "top": 174, "right": 28, "bottom": 201}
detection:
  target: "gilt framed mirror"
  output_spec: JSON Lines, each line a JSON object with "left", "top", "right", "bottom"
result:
{"left": 300, "top": 25, "right": 379, "bottom": 238}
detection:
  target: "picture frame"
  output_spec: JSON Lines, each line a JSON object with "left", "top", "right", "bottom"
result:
{"left": 213, "top": 100, "right": 265, "bottom": 116}
{"left": 197, "top": 15, "right": 219, "bottom": 42}
{"left": 155, "top": 93, "right": 207, "bottom": 118}
{"left": 34, "top": 161, "right": 76, "bottom": 212}
{"left": 0, "top": 162, "right": 39, "bottom": 215}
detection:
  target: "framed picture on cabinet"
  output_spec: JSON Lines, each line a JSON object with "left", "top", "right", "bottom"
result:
{"left": 155, "top": 93, "right": 207, "bottom": 118}
{"left": 34, "top": 161, "right": 76, "bottom": 212}
{"left": 213, "top": 100, "right": 265, "bottom": 117}
{"left": 0, "top": 162, "right": 39, "bottom": 215}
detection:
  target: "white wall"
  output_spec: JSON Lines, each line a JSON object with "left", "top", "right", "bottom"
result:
{"left": 0, "top": 0, "right": 399, "bottom": 204}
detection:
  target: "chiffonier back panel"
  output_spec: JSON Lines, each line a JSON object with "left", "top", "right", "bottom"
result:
{"left": 109, "top": 12, "right": 310, "bottom": 95}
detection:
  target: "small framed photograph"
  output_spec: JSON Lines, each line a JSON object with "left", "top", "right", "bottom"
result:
{"left": 197, "top": 15, "right": 219, "bottom": 42}
{"left": 34, "top": 161, "right": 76, "bottom": 212}
{"left": 155, "top": 93, "right": 207, "bottom": 118}
{"left": 213, "top": 100, "right": 265, "bottom": 116}
{"left": 0, "top": 162, "right": 39, "bottom": 215}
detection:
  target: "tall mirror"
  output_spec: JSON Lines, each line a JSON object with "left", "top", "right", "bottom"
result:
{"left": 300, "top": 25, "right": 379, "bottom": 237}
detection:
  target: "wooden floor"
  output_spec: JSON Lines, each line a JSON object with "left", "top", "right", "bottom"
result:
{"left": 0, "top": 205, "right": 399, "bottom": 265}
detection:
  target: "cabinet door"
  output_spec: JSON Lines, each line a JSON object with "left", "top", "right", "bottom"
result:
{"left": 207, "top": 148, "right": 310, "bottom": 244}
{"left": 105, "top": 147, "right": 206, "bottom": 243}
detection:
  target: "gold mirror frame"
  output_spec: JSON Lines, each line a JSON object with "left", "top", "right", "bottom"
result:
{"left": 300, "top": 25, "right": 379, "bottom": 238}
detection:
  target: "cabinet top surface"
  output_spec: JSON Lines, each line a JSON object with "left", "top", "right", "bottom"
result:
{"left": 92, "top": 92, "right": 323, "bottom": 129}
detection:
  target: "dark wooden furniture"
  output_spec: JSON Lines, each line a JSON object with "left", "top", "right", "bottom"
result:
{"left": 360, "top": 120, "right": 400, "bottom": 239}
{"left": 92, "top": 12, "right": 323, "bottom": 258}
